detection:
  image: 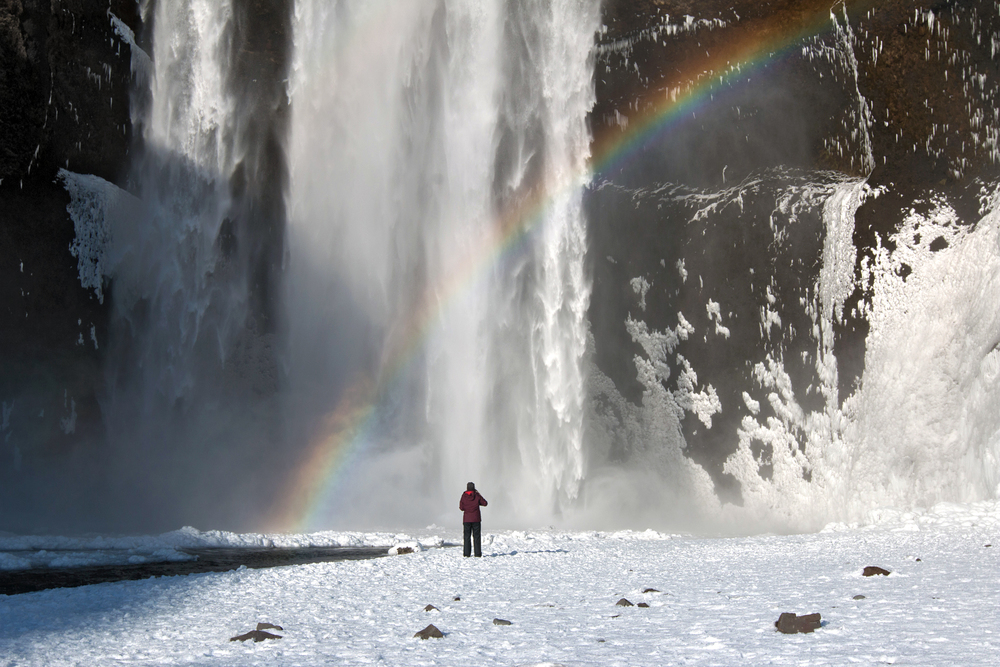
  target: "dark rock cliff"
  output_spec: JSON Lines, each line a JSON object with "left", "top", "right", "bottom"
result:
{"left": 588, "top": 0, "right": 1000, "bottom": 500}
{"left": 1, "top": 0, "right": 138, "bottom": 481}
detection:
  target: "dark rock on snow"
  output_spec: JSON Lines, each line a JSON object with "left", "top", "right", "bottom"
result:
{"left": 642, "top": 588, "right": 660, "bottom": 594}
{"left": 615, "top": 598, "right": 634, "bottom": 607}
{"left": 863, "top": 566, "right": 891, "bottom": 577}
{"left": 414, "top": 624, "right": 444, "bottom": 640}
{"left": 637, "top": 602, "right": 649, "bottom": 608}
{"left": 492, "top": 618, "right": 512, "bottom": 626}
{"left": 852, "top": 595, "right": 866, "bottom": 600}
{"left": 230, "top": 630, "right": 282, "bottom": 642}
{"left": 424, "top": 604, "right": 439, "bottom": 612}
{"left": 775, "top": 612, "right": 822, "bottom": 634}
{"left": 453, "top": 596, "right": 461, "bottom": 601}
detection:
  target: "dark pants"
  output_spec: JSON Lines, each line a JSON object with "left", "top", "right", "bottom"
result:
{"left": 463, "top": 521, "right": 482, "bottom": 557}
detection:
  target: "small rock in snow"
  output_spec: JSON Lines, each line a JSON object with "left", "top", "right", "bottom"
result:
{"left": 256, "top": 622, "right": 283, "bottom": 631}
{"left": 424, "top": 604, "right": 439, "bottom": 612}
{"left": 230, "top": 630, "right": 282, "bottom": 642}
{"left": 637, "top": 602, "right": 649, "bottom": 608}
{"left": 414, "top": 624, "right": 444, "bottom": 639}
{"left": 615, "top": 598, "right": 634, "bottom": 607}
{"left": 493, "top": 618, "right": 512, "bottom": 626}
{"left": 453, "top": 596, "right": 461, "bottom": 601}
{"left": 775, "top": 612, "right": 822, "bottom": 634}
{"left": 853, "top": 595, "right": 866, "bottom": 600}
{"left": 642, "top": 588, "right": 660, "bottom": 593}
{"left": 863, "top": 566, "right": 891, "bottom": 576}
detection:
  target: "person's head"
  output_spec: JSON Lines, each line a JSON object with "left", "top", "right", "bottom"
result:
{"left": 467, "top": 482, "right": 475, "bottom": 491}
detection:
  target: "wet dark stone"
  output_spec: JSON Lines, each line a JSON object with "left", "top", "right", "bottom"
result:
{"left": 414, "top": 624, "right": 444, "bottom": 640}
{"left": 863, "top": 566, "right": 891, "bottom": 577}
{"left": 230, "top": 630, "right": 282, "bottom": 642}
{"left": 615, "top": 598, "right": 633, "bottom": 607}
{"left": 775, "top": 612, "right": 822, "bottom": 634}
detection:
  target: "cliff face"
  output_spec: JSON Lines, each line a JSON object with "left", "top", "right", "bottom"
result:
{"left": 1, "top": 0, "right": 138, "bottom": 479}
{"left": 587, "top": 0, "right": 1000, "bottom": 500}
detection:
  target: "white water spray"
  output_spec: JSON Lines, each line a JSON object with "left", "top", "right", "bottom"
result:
{"left": 285, "top": 0, "right": 600, "bottom": 527}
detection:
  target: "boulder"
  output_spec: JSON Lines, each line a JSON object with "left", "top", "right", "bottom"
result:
{"left": 493, "top": 618, "right": 512, "bottom": 626}
{"left": 424, "top": 604, "right": 439, "bottom": 612}
{"left": 414, "top": 624, "right": 444, "bottom": 640}
{"left": 615, "top": 598, "right": 633, "bottom": 607}
{"left": 230, "top": 630, "right": 282, "bottom": 642}
{"left": 862, "top": 566, "right": 891, "bottom": 577}
{"left": 637, "top": 602, "right": 649, "bottom": 608}
{"left": 775, "top": 612, "right": 822, "bottom": 634}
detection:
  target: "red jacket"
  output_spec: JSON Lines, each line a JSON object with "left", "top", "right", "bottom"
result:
{"left": 459, "top": 490, "right": 487, "bottom": 523}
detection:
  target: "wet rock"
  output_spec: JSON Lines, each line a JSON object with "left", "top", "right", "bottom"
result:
{"left": 775, "top": 612, "right": 822, "bottom": 634}
{"left": 230, "top": 630, "right": 282, "bottom": 642}
{"left": 414, "top": 624, "right": 444, "bottom": 640}
{"left": 256, "top": 622, "right": 283, "bottom": 631}
{"left": 863, "top": 566, "right": 891, "bottom": 577}
{"left": 637, "top": 602, "right": 649, "bottom": 608}
{"left": 852, "top": 595, "right": 866, "bottom": 600}
{"left": 424, "top": 604, "right": 439, "bottom": 612}
{"left": 615, "top": 598, "right": 633, "bottom": 607}
{"left": 493, "top": 618, "right": 512, "bottom": 626}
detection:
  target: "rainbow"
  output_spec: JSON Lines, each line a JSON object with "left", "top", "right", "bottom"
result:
{"left": 271, "top": 2, "right": 858, "bottom": 532}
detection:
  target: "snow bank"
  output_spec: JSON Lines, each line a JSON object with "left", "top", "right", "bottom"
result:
{"left": 0, "top": 527, "right": 447, "bottom": 571}
{"left": 822, "top": 499, "right": 999, "bottom": 533}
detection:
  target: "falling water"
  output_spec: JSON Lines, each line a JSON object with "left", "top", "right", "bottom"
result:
{"left": 284, "top": 0, "right": 599, "bottom": 527}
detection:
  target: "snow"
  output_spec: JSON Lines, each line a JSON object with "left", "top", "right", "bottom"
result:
{"left": 0, "top": 528, "right": 446, "bottom": 571}
{"left": 1, "top": 502, "right": 995, "bottom": 666}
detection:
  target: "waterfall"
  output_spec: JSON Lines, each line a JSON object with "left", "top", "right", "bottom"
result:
{"left": 284, "top": 0, "right": 599, "bottom": 527}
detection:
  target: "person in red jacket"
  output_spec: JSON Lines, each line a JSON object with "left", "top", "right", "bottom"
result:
{"left": 459, "top": 482, "right": 488, "bottom": 557}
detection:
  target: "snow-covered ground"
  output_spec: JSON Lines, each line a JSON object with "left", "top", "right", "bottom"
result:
{"left": 1, "top": 501, "right": 996, "bottom": 666}
{"left": 0, "top": 528, "right": 445, "bottom": 571}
